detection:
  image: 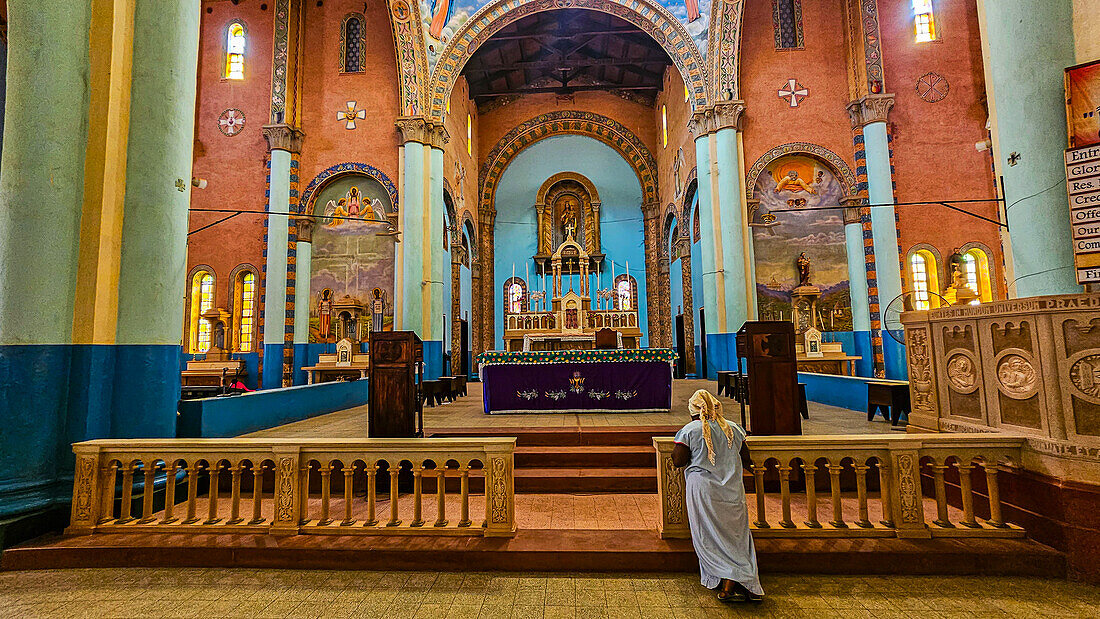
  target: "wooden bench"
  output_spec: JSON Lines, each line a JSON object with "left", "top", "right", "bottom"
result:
{"left": 716, "top": 371, "right": 735, "bottom": 397}
{"left": 867, "top": 381, "right": 911, "bottom": 426}
{"left": 420, "top": 380, "right": 443, "bottom": 407}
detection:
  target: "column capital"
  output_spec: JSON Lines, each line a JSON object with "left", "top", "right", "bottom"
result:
{"left": 262, "top": 124, "right": 305, "bottom": 153}
{"left": 295, "top": 215, "right": 315, "bottom": 243}
{"left": 842, "top": 206, "right": 864, "bottom": 225}
{"left": 847, "top": 94, "right": 895, "bottom": 128}
{"left": 642, "top": 201, "right": 663, "bottom": 220}
{"left": 396, "top": 116, "right": 448, "bottom": 147}
{"left": 478, "top": 208, "right": 497, "bottom": 227}
{"left": 689, "top": 101, "right": 746, "bottom": 139}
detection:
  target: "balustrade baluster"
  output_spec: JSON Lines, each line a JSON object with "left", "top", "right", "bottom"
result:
{"left": 411, "top": 466, "right": 425, "bottom": 527}
{"left": 387, "top": 467, "right": 401, "bottom": 527}
{"left": 956, "top": 462, "right": 979, "bottom": 528}
{"left": 138, "top": 460, "right": 157, "bottom": 523}
{"left": 162, "top": 462, "right": 179, "bottom": 524}
{"left": 827, "top": 463, "right": 846, "bottom": 528}
{"left": 802, "top": 463, "right": 821, "bottom": 528}
{"left": 931, "top": 463, "right": 953, "bottom": 528}
{"left": 118, "top": 462, "right": 136, "bottom": 523}
{"left": 751, "top": 464, "right": 768, "bottom": 528}
{"left": 434, "top": 466, "right": 448, "bottom": 527}
{"left": 341, "top": 465, "right": 356, "bottom": 526}
{"left": 318, "top": 464, "right": 333, "bottom": 526}
{"left": 228, "top": 464, "right": 243, "bottom": 525}
{"left": 853, "top": 464, "right": 872, "bottom": 528}
{"left": 366, "top": 465, "right": 379, "bottom": 526}
{"left": 778, "top": 464, "right": 794, "bottom": 528}
{"left": 298, "top": 464, "right": 311, "bottom": 525}
{"left": 205, "top": 462, "right": 223, "bottom": 524}
{"left": 249, "top": 464, "right": 264, "bottom": 525}
{"left": 99, "top": 462, "right": 118, "bottom": 524}
{"left": 877, "top": 461, "right": 894, "bottom": 528}
{"left": 458, "top": 465, "right": 471, "bottom": 527}
{"left": 983, "top": 463, "right": 1006, "bottom": 528}
{"left": 183, "top": 463, "right": 201, "bottom": 524}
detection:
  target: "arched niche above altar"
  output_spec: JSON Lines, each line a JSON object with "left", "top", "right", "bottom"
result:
{"left": 534, "top": 172, "right": 604, "bottom": 272}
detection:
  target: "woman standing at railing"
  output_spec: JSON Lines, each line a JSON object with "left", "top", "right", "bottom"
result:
{"left": 672, "top": 389, "right": 764, "bottom": 603}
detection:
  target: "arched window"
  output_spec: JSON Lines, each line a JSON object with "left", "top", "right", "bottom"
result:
{"left": 504, "top": 278, "right": 527, "bottom": 314}
{"left": 908, "top": 249, "right": 940, "bottom": 310}
{"left": 467, "top": 113, "right": 473, "bottom": 155}
{"left": 962, "top": 247, "right": 993, "bottom": 303}
{"left": 614, "top": 274, "right": 637, "bottom": 311}
{"left": 341, "top": 15, "right": 364, "bottom": 73}
{"left": 661, "top": 105, "right": 668, "bottom": 148}
{"left": 913, "top": 0, "right": 938, "bottom": 43}
{"left": 773, "top": 0, "right": 804, "bottom": 50}
{"left": 189, "top": 270, "right": 215, "bottom": 352}
{"left": 233, "top": 269, "right": 257, "bottom": 352}
{"left": 225, "top": 22, "right": 246, "bottom": 80}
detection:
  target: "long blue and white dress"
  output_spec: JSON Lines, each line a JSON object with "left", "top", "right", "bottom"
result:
{"left": 674, "top": 419, "right": 764, "bottom": 595}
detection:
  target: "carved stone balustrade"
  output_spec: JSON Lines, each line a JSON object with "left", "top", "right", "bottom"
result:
{"left": 901, "top": 293, "right": 1100, "bottom": 483}
{"left": 654, "top": 434, "right": 1025, "bottom": 539}
{"left": 67, "top": 438, "right": 516, "bottom": 538}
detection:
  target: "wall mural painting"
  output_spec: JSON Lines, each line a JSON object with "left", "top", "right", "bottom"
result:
{"left": 751, "top": 155, "right": 853, "bottom": 332}
{"left": 309, "top": 174, "right": 396, "bottom": 343}
{"left": 419, "top": 0, "right": 711, "bottom": 69}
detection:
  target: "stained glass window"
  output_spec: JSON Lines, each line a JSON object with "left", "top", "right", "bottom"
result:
{"left": 191, "top": 271, "right": 215, "bottom": 352}
{"left": 962, "top": 248, "right": 991, "bottom": 303}
{"left": 616, "top": 278, "right": 633, "bottom": 311}
{"left": 913, "top": 0, "right": 937, "bottom": 43}
{"left": 773, "top": 0, "right": 804, "bottom": 50}
{"left": 226, "top": 22, "right": 245, "bottom": 80}
{"left": 509, "top": 282, "right": 524, "bottom": 313}
{"left": 910, "top": 253, "right": 931, "bottom": 310}
{"left": 343, "top": 16, "right": 363, "bottom": 72}
{"left": 238, "top": 272, "right": 256, "bottom": 352}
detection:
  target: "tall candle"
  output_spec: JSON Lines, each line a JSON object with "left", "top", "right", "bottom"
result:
{"left": 525, "top": 263, "right": 530, "bottom": 310}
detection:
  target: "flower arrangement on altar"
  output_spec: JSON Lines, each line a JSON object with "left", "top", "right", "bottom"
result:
{"left": 476, "top": 349, "right": 678, "bottom": 366}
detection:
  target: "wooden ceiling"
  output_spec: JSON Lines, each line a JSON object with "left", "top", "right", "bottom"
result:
{"left": 462, "top": 9, "right": 672, "bottom": 106}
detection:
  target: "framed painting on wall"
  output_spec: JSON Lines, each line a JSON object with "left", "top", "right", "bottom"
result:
{"left": 1066, "top": 59, "right": 1100, "bottom": 148}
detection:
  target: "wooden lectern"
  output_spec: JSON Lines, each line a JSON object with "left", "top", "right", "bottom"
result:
{"left": 736, "top": 321, "right": 801, "bottom": 435}
{"left": 368, "top": 331, "right": 424, "bottom": 438}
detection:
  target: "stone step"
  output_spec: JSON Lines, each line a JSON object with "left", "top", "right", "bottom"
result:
{"left": 429, "top": 426, "right": 680, "bottom": 447}
{"left": 514, "top": 445, "right": 656, "bottom": 469}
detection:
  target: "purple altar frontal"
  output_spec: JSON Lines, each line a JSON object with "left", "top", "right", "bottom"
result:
{"left": 479, "top": 358, "right": 673, "bottom": 414}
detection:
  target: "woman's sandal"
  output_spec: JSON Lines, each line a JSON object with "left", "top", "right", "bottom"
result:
{"left": 717, "top": 590, "right": 749, "bottom": 603}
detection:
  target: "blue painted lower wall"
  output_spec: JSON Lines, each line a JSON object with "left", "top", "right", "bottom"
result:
{"left": 1, "top": 343, "right": 180, "bottom": 518}
{"left": 798, "top": 371, "right": 908, "bottom": 413}
{"left": 823, "top": 331, "right": 873, "bottom": 378}
{"left": 704, "top": 332, "right": 738, "bottom": 380}
{"left": 423, "top": 340, "right": 443, "bottom": 380}
{"left": 262, "top": 343, "right": 283, "bottom": 389}
{"left": 883, "top": 336, "right": 908, "bottom": 380}
{"left": 177, "top": 379, "right": 370, "bottom": 438}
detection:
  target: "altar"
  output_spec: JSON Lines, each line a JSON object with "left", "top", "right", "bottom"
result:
{"left": 476, "top": 349, "right": 675, "bottom": 414}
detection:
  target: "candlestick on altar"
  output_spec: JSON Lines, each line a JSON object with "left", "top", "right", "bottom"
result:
{"left": 525, "top": 263, "right": 530, "bottom": 310}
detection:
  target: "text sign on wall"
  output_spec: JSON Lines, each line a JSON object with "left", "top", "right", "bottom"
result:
{"left": 1065, "top": 145, "right": 1100, "bottom": 283}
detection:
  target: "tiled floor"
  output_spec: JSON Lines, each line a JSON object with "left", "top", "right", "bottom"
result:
{"left": 244, "top": 379, "right": 893, "bottom": 438}
{"left": 1, "top": 568, "right": 1095, "bottom": 618}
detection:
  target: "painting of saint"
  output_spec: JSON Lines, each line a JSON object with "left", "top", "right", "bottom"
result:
{"left": 429, "top": 0, "right": 454, "bottom": 39}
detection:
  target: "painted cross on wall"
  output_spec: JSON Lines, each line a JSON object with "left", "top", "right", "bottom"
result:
{"left": 778, "top": 79, "right": 809, "bottom": 107}
{"left": 337, "top": 101, "right": 367, "bottom": 129}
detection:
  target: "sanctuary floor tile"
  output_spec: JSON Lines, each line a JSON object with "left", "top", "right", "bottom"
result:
{"left": 0, "top": 568, "right": 1095, "bottom": 618}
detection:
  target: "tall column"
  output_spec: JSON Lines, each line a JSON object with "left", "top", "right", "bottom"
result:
{"left": 689, "top": 102, "right": 750, "bottom": 378}
{"left": 642, "top": 205, "right": 663, "bottom": 348}
{"left": 261, "top": 125, "right": 304, "bottom": 389}
{"left": 979, "top": 0, "right": 1080, "bottom": 297}
{"left": 849, "top": 94, "right": 904, "bottom": 379}
{"left": 293, "top": 216, "right": 314, "bottom": 384}
{"left": 478, "top": 209, "right": 496, "bottom": 355}
{"left": 843, "top": 201, "right": 872, "bottom": 377}
{"left": 679, "top": 239, "right": 697, "bottom": 376}
{"left": 395, "top": 118, "right": 446, "bottom": 378}
{"left": 450, "top": 246, "right": 463, "bottom": 376}
{"left": 0, "top": 0, "right": 95, "bottom": 517}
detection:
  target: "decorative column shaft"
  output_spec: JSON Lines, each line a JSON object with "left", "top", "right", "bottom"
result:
{"left": 849, "top": 94, "right": 903, "bottom": 379}
{"left": 642, "top": 205, "right": 663, "bottom": 348}
{"left": 478, "top": 210, "right": 496, "bottom": 354}
{"left": 679, "top": 241, "right": 697, "bottom": 375}
{"left": 979, "top": 0, "right": 1080, "bottom": 296}
{"left": 293, "top": 215, "right": 314, "bottom": 384}
{"left": 842, "top": 200, "right": 873, "bottom": 377}
{"left": 450, "top": 247, "right": 463, "bottom": 376}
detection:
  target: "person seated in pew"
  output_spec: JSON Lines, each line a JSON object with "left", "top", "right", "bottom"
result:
{"left": 672, "top": 389, "right": 764, "bottom": 603}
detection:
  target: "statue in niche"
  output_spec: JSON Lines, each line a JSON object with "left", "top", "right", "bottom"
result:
{"left": 775, "top": 170, "right": 817, "bottom": 194}
{"left": 559, "top": 195, "right": 580, "bottom": 239}
{"left": 318, "top": 289, "right": 334, "bottom": 339}
{"left": 212, "top": 321, "right": 226, "bottom": 351}
{"left": 797, "top": 252, "right": 812, "bottom": 286}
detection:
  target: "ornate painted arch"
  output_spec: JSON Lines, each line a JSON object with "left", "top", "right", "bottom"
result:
{"left": 535, "top": 171, "right": 601, "bottom": 205}
{"left": 479, "top": 111, "right": 659, "bottom": 214}
{"left": 745, "top": 142, "right": 858, "bottom": 201}
{"left": 388, "top": 0, "right": 430, "bottom": 116}
{"left": 459, "top": 211, "right": 478, "bottom": 261}
{"left": 298, "top": 162, "right": 399, "bottom": 215}
{"left": 706, "top": 0, "right": 743, "bottom": 101}
{"left": 427, "top": 0, "right": 710, "bottom": 120}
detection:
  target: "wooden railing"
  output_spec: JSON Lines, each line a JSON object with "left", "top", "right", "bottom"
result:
{"left": 653, "top": 435, "right": 1026, "bottom": 539}
{"left": 66, "top": 438, "right": 516, "bottom": 537}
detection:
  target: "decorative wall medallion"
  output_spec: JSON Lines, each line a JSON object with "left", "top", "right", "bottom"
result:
{"left": 1069, "top": 355, "right": 1100, "bottom": 398}
{"left": 946, "top": 353, "right": 978, "bottom": 393}
{"left": 778, "top": 79, "right": 809, "bottom": 107}
{"left": 391, "top": 0, "right": 410, "bottom": 23}
{"left": 916, "top": 72, "right": 949, "bottom": 103}
{"left": 218, "top": 108, "right": 246, "bottom": 136}
{"left": 337, "top": 101, "right": 366, "bottom": 129}
{"left": 996, "top": 354, "right": 1038, "bottom": 397}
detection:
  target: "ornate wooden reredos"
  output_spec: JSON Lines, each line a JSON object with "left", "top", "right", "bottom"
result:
{"left": 535, "top": 172, "right": 603, "bottom": 273}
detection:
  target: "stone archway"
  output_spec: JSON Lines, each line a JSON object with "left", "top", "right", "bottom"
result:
{"left": 426, "top": 0, "right": 710, "bottom": 120}
{"left": 745, "top": 142, "right": 859, "bottom": 201}
{"left": 387, "top": 0, "right": 430, "bottom": 116}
